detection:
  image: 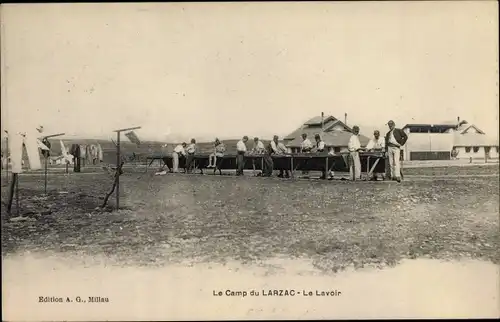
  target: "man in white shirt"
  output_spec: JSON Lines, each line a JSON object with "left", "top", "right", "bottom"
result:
{"left": 300, "top": 133, "right": 313, "bottom": 153}
{"left": 270, "top": 135, "right": 290, "bottom": 178}
{"left": 300, "top": 133, "right": 313, "bottom": 176}
{"left": 348, "top": 126, "right": 363, "bottom": 181}
{"left": 185, "top": 139, "right": 197, "bottom": 174}
{"left": 251, "top": 137, "right": 265, "bottom": 154}
{"left": 366, "top": 130, "right": 385, "bottom": 151}
{"left": 313, "top": 134, "right": 326, "bottom": 152}
{"left": 384, "top": 120, "right": 408, "bottom": 183}
{"left": 172, "top": 142, "right": 187, "bottom": 173}
{"left": 366, "top": 130, "right": 385, "bottom": 180}
{"left": 312, "top": 134, "right": 329, "bottom": 179}
{"left": 236, "top": 136, "right": 248, "bottom": 176}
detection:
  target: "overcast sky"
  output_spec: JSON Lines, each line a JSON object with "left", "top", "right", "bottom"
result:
{"left": 1, "top": 2, "right": 498, "bottom": 142}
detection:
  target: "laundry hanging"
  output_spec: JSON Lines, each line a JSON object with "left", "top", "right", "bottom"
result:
{"left": 125, "top": 131, "right": 141, "bottom": 145}
{"left": 69, "top": 144, "right": 80, "bottom": 158}
{"left": 9, "top": 133, "right": 24, "bottom": 174}
{"left": 36, "top": 139, "right": 50, "bottom": 151}
{"left": 80, "top": 144, "right": 87, "bottom": 159}
{"left": 39, "top": 138, "right": 51, "bottom": 158}
{"left": 86, "top": 145, "right": 92, "bottom": 164}
{"left": 24, "top": 133, "right": 42, "bottom": 171}
{"left": 60, "top": 140, "right": 73, "bottom": 163}
{"left": 89, "top": 144, "right": 98, "bottom": 164}
{"left": 97, "top": 143, "right": 104, "bottom": 162}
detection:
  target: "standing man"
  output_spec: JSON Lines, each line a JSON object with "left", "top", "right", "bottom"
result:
{"left": 185, "top": 139, "right": 197, "bottom": 174}
{"left": 366, "top": 130, "right": 386, "bottom": 180}
{"left": 236, "top": 136, "right": 248, "bottom": 176}
{"left": 385, "top": 120, "right": 408, "bottom": 183}
{"left": 251, "top": 137, "right": 266, "bottom": 176}
{"left": 271, "top": 135, "right": 290, "bottom": 178}
{"left": 348, "top": 126, "right": 363, "bottom": 181}
{"left": 172, "top": 142, "right": 187, "bottom": 173}
{"left": 300, "top": 133, "right": 313, "bottom": 176}
{"left": 262, "top": 139, "right": 274, "bottom": 177}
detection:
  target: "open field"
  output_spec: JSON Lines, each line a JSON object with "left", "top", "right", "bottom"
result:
{"left": 2, "top": 159, "right": 499, "bottom": 320}
{"left": 1, "top": 164, "right": 498, "bottom": 272}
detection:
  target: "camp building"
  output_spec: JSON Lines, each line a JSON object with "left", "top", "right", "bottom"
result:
{"left": 402, "top": 118, "right": 499, "bottom": 161}
{"left": 284, "top": 114, "right": 370, "bottom": 153}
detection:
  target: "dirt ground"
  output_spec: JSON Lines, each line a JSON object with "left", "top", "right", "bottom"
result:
{"left": 1, "top": 165, "right": 499, "bottom": 272}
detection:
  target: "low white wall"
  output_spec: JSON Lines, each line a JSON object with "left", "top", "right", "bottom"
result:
{"left": 455, "top": 146, "right": 499, "bottom": 160}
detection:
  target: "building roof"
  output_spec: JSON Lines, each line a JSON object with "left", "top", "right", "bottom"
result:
{"left": 457, "top": 124, "right": 485, "bottom": 134}
{"left": 403, "top": 123, "right": 458, "bottom": 130}
{"left": 303, "top": 115, "right": 336, "bottom": 126}
{"left": 284, "top": 115, "right": 352, "bottom": 141}
{"left": 286, "top": 131, "right": 370, "bottom": 148}
{"left": 403, "top": 121, "right": 487, "bottom": 135}
{"left": 453, "top": 134, "right": 498, "bottom": 147}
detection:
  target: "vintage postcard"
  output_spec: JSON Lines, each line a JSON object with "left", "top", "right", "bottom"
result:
{"left": 1, "top": 1, "right": 498, "bottom": 320}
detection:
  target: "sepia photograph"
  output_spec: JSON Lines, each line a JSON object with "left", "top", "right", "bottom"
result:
{"left": 1, "top": 1, "right": 499, "bottom": 320}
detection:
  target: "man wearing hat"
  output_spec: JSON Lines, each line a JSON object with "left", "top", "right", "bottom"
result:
{"left": 185, "top": 139, "right": 197, "bottom": 174}
{"left": 312, "top": 134, "right": 330, "bottom": 179}
{"left": 348, "top": 125, "right": 363, "bottom": 181}
{"left": 262, "top": 139, "right": 274, "bottom": 177}
{"left": 385, "top": 120, "right": 408, "bottom": 183}
{"left": 172, "top": 142, "right": 187, "bottom": 173}
{"left": 270, "top": 135, "right": 290, "bottom": 178}
{"left": 236, "top": 136, "right": 249, "bottom": 176}
{"left": 300, "top": 133, "right": 313, "bottom": 177}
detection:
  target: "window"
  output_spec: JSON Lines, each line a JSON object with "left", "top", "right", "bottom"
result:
{"left": 473, "top": 146, "right": 479, "bottom": 153}
{"left": 334, "top": 147, "right": 341, "bottom": 153}
{"left": 465, "top": 147, "right": 471, "bottom": 153}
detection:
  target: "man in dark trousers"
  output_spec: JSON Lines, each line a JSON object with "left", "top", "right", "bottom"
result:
{"left": 185, "top": 139, "right": 197, "bottom": 174}
{"left": 262, "top": 140, "right": 274, "bottom": 177}
{"left": 236, "top": 136, "right": 249, "bottom": 176}
{"left": 384, "top": 120, "right": 408, "bottom": 183}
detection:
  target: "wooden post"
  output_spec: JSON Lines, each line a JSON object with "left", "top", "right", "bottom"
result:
{"left": 366, "top": 156, "right": 370, "bottom": 181}
{"left": 112, "top": 126, "right": 141, "bottom": 211}
{"left": 15, "top": 174, "right": 19, "bottom": 216}
{"left": 290, "top": 156, "right": 294, "bottom": 179}
{"left": 7, "top": 173, "right": 17, "bottom": 214}
{"left": 44, "top": 156, "right": 48, "bottom": 194}
{"left": 4, "top": 135, "right": 8, "bottom": 185}
{"left": 116, "top": 131, "right": 120, "bottom": 210}
{"left": 39, "top": 133, "right": 64, "bottom": 194}
{"left": 324, "top": 156, "right": 328, "bottom": 180}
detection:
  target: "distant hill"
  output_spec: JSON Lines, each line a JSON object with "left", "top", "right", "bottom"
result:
{"left": 0, "top": 137, "right": 276, "bottom": 165}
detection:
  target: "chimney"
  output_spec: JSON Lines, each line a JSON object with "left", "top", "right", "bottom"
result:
{"left": 344, "top": 113, "right": 347, "bottom": 126}
{"left": 321, "top": 112, "right": 324, "bottom": 131}
{"left": 457, "top": 116, "right": 460, "bottom": 124}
